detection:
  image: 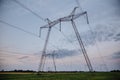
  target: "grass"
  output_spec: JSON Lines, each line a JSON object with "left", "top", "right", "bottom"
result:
{"left": 0, "top": 72, "right": 120, "bottom": 80}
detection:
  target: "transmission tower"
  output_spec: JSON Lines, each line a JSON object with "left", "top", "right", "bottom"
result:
{"left": 44, "top": 51, "right": 57, "bottom": 72}
{"left": 38, "top": 7, "right": 93, "bottom": 74}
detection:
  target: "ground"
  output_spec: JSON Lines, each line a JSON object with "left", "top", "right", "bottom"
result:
{"left": 0, "top": 72, "right": 120, "bottom": 80}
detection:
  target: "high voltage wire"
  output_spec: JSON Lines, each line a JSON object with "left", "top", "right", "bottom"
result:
{"left": 0, "top": 0, "right": 109, "bottom": 71}
{"left": 13, "top": 0, "right": 107, "bottom": 71}
{"left": 12, "top": 0, "right": 61, "bottom": 50}
{"left": 0, "top": 49, "right": 30, "bottom": 55}
{"left": 13, "top": 0, "right": 46, "bottom": 22}
{"left": 75, "top": 0, "right": 109, "bottom": 71}
{"left": 75, "top": 0, "right": 83, "bottom": 12}
{"left": 0, "top": 49, "right": 43, "bottom": 56}
{"left": 0, "top": 49, "right": 111, "bottom": 59}
{"left": 0, "top": 20, "right": 60, "bottom": 50}
{"left": 0, "top": 20, "right": 39, "bottom": 37}
{"left": 54, "top": 27, "right": 81, "bottom": 51}
{"left": 13, "top": 0, "right": 81, "bottom": 51}
{"left": 87, "top": 23, "right": 109, "bottom": 71}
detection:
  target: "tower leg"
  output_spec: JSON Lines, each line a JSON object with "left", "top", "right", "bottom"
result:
{"left": 52, "top": 53, "right": 56, "bottom": 72}
{"left": 71, "top": 20, "right": 93, "bottom": 72}
{"left": 38, "top": 27, "right": 52, "bottom": 74}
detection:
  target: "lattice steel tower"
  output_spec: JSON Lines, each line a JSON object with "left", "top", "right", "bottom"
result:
{"left": 38, "top": 7, "right": 93, "bottom": 74}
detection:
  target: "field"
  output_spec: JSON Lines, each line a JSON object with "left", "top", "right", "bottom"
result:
{"left": 0, "top": 72, "right": 120, "bottom": 80}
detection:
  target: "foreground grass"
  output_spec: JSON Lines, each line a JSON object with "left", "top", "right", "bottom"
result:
{"left": 0, "top": 72, "right": 120, "bottom": 80}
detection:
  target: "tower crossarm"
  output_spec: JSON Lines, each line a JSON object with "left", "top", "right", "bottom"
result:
{"left": 60, "top": 11, "right": 86, "bottom": 22}
{"left": 40, "top": 11, "right": 87, "bottom": 29}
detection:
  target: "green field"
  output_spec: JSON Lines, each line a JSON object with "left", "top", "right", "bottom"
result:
{"left": 0, "top": 72, "right": 120, "bottom": 80}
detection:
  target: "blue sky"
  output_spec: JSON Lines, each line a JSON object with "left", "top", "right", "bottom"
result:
{"left": 0, "top": 0, "right": 120, "bottom": 71}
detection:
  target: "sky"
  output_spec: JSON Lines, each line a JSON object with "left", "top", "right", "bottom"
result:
{"left": 0, "top": 0, "right": 120, "bottom": 71}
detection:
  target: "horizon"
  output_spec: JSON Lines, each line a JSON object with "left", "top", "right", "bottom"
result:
{"left": 0, "top": 0, "right": 120, "bottom": 71}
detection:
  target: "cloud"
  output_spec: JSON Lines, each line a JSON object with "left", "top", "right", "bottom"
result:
{"left": 0, "top": 52, "right": 41, "bottom": 70}
{"left": 0, "top": 0, "right": 4, "bottom": 6}
{"left": 66, "top": 22, "right": 120, "bottom": 46}
{"left": 116, "top": 33, "right": 120, "bottom": 37}
{"left": 114, "top": 33, "right": 120, "bottom": 41}
{"left": 114, "top": 38, "right": 120, "bottom": 41}
{"left": 111, "top": 51, "right": 120, "bottom": 69}
{"left": 18, "top": 56, "right": 29, "bottom": 59}
{"left": 46, "top": 49, "right": 79, "bottom": 59}
{"left": 116, "top": 0, "right": 120, "bottom": 10}
{"left": 112, "top": 51, "right": 120, "bottom": 59}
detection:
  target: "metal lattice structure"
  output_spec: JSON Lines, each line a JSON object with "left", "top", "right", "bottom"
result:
{"left": 38, "top": 7, "right": 93, "bottom": 74}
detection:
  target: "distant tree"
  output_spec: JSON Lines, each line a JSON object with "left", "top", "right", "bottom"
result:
{"left": 14, "top": 69, "right": 17, "bottom": 72}
{"left": 1, "top": 69, "right": 4, "bottom": 72}
{"left": 111, "top": 70, "right": 120, "bottom": 72}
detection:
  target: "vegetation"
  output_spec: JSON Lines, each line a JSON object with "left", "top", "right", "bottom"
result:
{"left": 0, "top": 72, "right": 120, "bottom": 80}
{"left": 0, "top": 69, "right": 35, "bottom": 72}
{"left": 110, "top": 70, "right": 120, "bottom": 72}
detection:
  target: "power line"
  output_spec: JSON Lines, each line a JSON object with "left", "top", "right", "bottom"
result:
{"left": 0, "top": 50, "right": 30, "bottom": 55}
{"left": 0, "top": 50, "right": 45, "bottom": 57}
{"left": 75, "top": 0, "right": 108, "bottom": 71}
{"left": 0, "top": 20, "right": 60, "bottom": 50}
{"left": 13, "top": 0, "right": 46, "bottom": 22}
{"left": 87, "top": 22, "right": 109, "bottom": 71}
{"left": 54, "top": 27, "right": 81, "bottom": 51}
{"left": 13, "top": 0, "right": 81, "bottom": 52}
{"left": 75, "top": 0, "right": 83, "bottom": 12}
{"left": 13, "top": 0, "right": 89, "bottom": 53}
{"left": 12, "top": 0, "right": 67, "bottom": 52}
{"left": 12, "top": 0, "right": 61, "bottom": 50}
{"left": 0, "top": 20, "right": 39, "bottom": 37}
